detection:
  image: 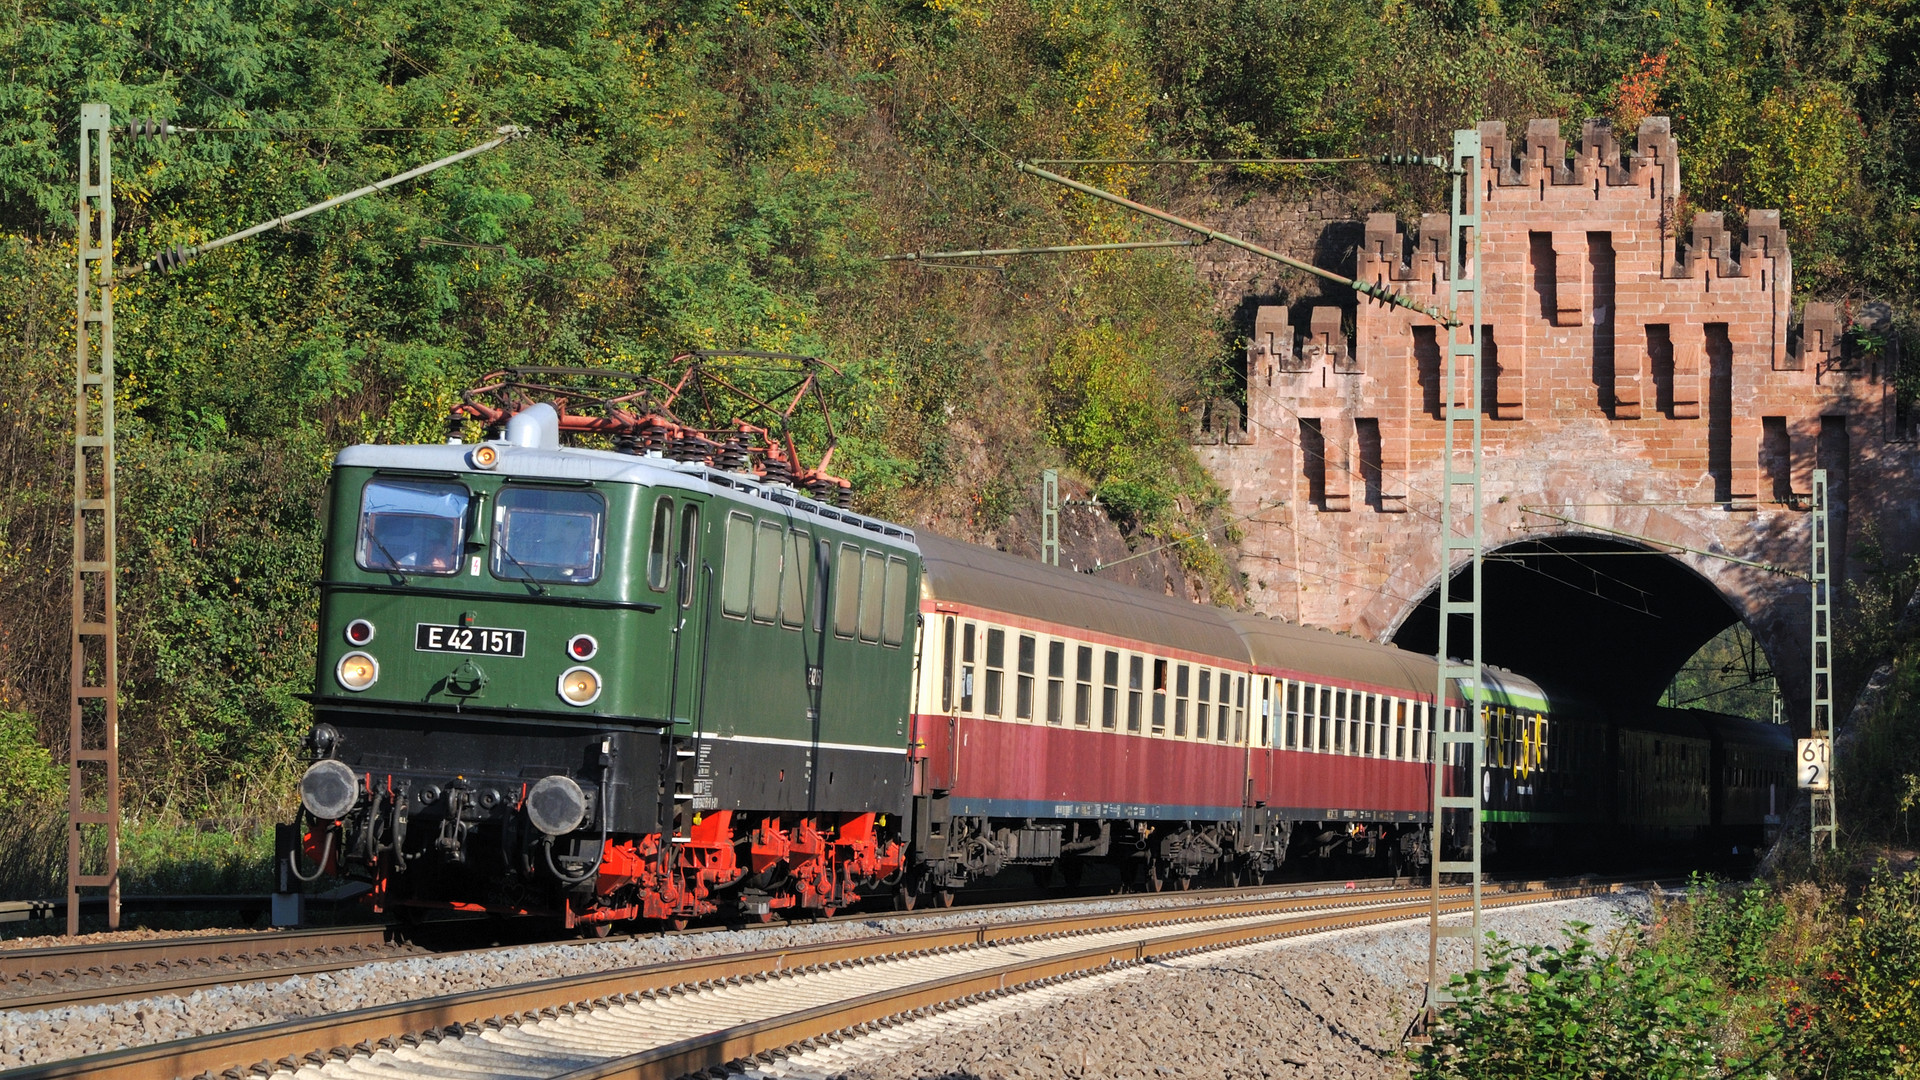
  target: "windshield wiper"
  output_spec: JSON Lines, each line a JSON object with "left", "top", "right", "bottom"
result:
{"left": 365, "top": 533, "right": 414, "bottom": 585}
{"left": 495, "top": 545, "right": 549, "bottom": 596}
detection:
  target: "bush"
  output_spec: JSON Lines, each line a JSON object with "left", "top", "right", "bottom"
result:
{"left": 1416, "top": 924, "right": 1729, "bottom": 1080}
{"left": 1792, "top": 866, "right": 1920, "bottom": 1079}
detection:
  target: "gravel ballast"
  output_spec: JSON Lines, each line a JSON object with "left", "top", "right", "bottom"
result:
{"left": 0, "top": 882, "right": 1399, "bottom": 1069}
{"left": 738, "top": 892, "right": 1652, "bottom": 1080}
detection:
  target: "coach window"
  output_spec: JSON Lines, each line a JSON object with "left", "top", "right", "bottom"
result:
{"left": 779, "top": 529, "right": 809, "bottom": 629}
{"left": 1363, "top": 696, "right": 1376, "bottom": 756}
{"left": 1396, "top": 701, "right": 1408, "bottom": 759}
{"left": 646, "top": 496, "right": 674, "bottom": 591}
{"left": 1195, "top": 669, "right": 1211, "bottom": 739}
{"left": 1129, "top": 657, "right": 1145, "bottom": 732}
{"left": 722, "top": 513, "right": 755, "bottom": 618}
{"left": 1102, "top": 651, "right": 1120, "bottom": 729}
{"left": 1298, "top": 683, "right": 1313, "bottom": 749}
{"left": 1017, "top": 635, "right": 1036, "bottom": 720}
{"left": 833, "top": 543, "right": 860, "bottom": 637}
{"left": 984, "top": 628, "right": 1005, "bottom": 716}
{"left": 1174, "top": 664, "right": 1190, "bottom": 738}
{"left": 1256, "top": 679, "right": 1268, "bottom": 745}
{"left": 1336, "top": 690, "right": 1352, "bottom": 753}
{"left": 858, "top": 550, "right": 886, "bottom": 643}
{"left": 882, "top": 556, "right": 909, "bottom": 647}
{"left": 1225, "top": 674, "right": 1239, "bottom": 743}
{"left": 1075, "top": 645, "right": 1094, "bottom": 726}
{"left": 941, "top": 616, "right": 956, "bottom": 711}
{"left": 1152, "top": 659, "right": 1168, "bottom": 733}
{"left": 960, "top": 623, "right": 976, "bottom": 711}
{"left": 1047, "top": 640, "right": 1065, "bottom": 724}
{"left": 1318, "top": 688, "right": 1333, "bottom": 751}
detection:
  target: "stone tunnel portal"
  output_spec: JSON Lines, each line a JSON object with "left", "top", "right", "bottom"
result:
{"left": 1390, "top": 535, "right": 1750, "bottom": 711}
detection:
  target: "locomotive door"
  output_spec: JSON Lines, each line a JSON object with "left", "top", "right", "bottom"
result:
{"left": 668, "top": 500, "right": 707, "bottom": 729}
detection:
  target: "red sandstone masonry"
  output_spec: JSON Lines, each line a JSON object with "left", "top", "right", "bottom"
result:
{"left": 1198, "top": 118, "right": 1914, "bottom": 700}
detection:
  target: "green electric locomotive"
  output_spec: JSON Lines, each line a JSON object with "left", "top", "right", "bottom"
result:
{"left": 297, "top": 405, "right": 921, "bottom": 926}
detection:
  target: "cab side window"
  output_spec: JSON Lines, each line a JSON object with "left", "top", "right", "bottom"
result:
{"left": 751, "top": 521, "right": 782, "bottom": 623}
{"left": 858, "top": 549, "right": 885, "bottom": 642}
{"left": 722, "top": 513, "right": 754, "bottom": 618}
{"left": 833, "top": 543, "right": 860, "bottom": 638}
{"left": 882, "top": 556, "right": 909, "bottom": 647}
{"left": 779, "top": 529, "right": 808, "bottom": 629}
{"left": 646, "top": 496, "right": 673, "bottom": 591}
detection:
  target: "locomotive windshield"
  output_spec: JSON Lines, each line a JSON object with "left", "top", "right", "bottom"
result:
{"left": 357, "top": 478, "right": 469, "bottom": 575}
{"left": 491, "top": 486, "right": 605, "bottom": 585}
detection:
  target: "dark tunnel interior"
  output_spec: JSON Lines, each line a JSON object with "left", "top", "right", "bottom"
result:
{"left": 1389, "top": 535, "right": 1744, "bottom": 709}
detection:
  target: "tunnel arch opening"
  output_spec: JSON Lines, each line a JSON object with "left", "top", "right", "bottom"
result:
{"left": 1389, "top": 533, "right": 1754, "bottom": 710}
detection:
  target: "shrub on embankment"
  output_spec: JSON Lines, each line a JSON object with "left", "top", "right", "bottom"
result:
{"left": 1418, "top": 871, "right": 1920, "bottom": 1079}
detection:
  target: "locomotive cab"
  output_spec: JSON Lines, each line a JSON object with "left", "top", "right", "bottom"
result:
{"left": 298, "top": 407, "right": 694, "bottom": 915}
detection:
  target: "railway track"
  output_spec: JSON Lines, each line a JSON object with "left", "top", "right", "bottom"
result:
{"left": 0, "top": 875, "right": 1411, "bottom": 1014}
{"left": 0, "top": 925, "right": 416, "bottom": 1012}
{"left": 2, "top": 877, "right": 1618, "bottom": 1080}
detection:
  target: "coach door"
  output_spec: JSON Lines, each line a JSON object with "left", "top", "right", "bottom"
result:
{"left": 668, "top": 500, "right": 707, "bottom": 730}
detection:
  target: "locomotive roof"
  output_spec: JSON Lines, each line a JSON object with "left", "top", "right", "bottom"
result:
{"left": 914, "top": 532, "right": 1250, "bottom": 662}
{"left": 1219, "top": 609, "right": 1438, "bottom": 699}
{"left": 333, "top": 442, "right": 918, "bottom": 549}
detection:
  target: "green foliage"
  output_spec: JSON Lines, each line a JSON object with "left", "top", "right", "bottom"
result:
{"left": 1416, "top": 923, "right": 1729, "bottom": 1080}
{"left": 1424, "top": 872, "right": 1920, "bottom": 1079}
{"left": 1660, "top": 623, "right": 1777, "bottom": 722}
{"left": 1682, "top": 873, "right": 1790, "bottom": 992}
{"left": 0, "top": 709, "right": 62, "bottom": 812}
{"left": 1793, "top": 866, "right": 1920, "bottom": 1079}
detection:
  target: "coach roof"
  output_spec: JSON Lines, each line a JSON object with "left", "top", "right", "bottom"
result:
{"left": 1220, "top": 609, "right": 1438, "bottom": 698}
{"left": 914, "top": 532, "right": 1249, "bottom": 663}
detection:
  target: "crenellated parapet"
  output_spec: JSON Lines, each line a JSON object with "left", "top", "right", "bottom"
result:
{"left": 1199, "top": 117, "right": 1909, "bottom": 658}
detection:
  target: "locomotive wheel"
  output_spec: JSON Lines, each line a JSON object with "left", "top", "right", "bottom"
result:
{"left": 757, "top": 910, "right": 777, "bottom": 924}
{"left": 894, "top": 888, "right": 917, "bottom": 912}
{"left": 1147, "top": 867, "right": 1164, "bottom": 892}
{"left": 937, "top": 889, "right": 956, "bottom": 908}
{"left": 669, "top": 917, "right": 690, "bottom": 931}
{"left": 1177, "top": 876, "right": 1191, "bottom": 891}
{"left": 588, "top": 921, "right": 613, "bottom": 939}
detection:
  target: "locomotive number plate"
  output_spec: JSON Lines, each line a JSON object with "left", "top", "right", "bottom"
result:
{"left": 415, "top": 623, "right": 526, "bottom": 657}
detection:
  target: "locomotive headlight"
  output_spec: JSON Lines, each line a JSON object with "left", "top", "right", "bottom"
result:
{"left": 344, "top": 619, "right": 376, "bottom": 646}
{"left": 526, "top": 775, "right": 587, "bottom": 836}
{"left": 336, "top": 651, "right": 379, "bottom": 692}
{"left": 558, "top": 665, "right": 601, "bottom": 706}
{"left": 300, "top": 759, "right": 360, "bottom": 821}
{"left": 469, "top": 444, "right": 499, "bottom": 470}
{"left": 566, "top": 634, "right": 598, "bottom": 661}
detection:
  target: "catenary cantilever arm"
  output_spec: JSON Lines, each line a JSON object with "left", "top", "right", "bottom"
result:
{"left": 1014, "top": 161, "right": 1457, "bottom": 327}
{"left": 123, "top": 125, "right": 526, "bottom": 279}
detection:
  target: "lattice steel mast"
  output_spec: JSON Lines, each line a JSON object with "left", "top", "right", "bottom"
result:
{"left": 1809, "top": 468, "right": 1836, "bottom": 852}
{"left": 69, "top": 104, "right": 121, "bottom": 935}
{"left": 1426, "top": 127, "right": 1486, "bottom": 1016}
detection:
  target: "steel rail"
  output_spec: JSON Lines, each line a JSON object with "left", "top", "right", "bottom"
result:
{"left": 0, "top": 925, "right": 398, "bottom": 985}
{"left": 552, "top": 884, "right": 1603, "bottom": 1080}
{"left": 3, "top": 882, "right": 1494, "bottom": 1080}
{"left": 0, "top": 877, "right": 1413, "bottom": 1013}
